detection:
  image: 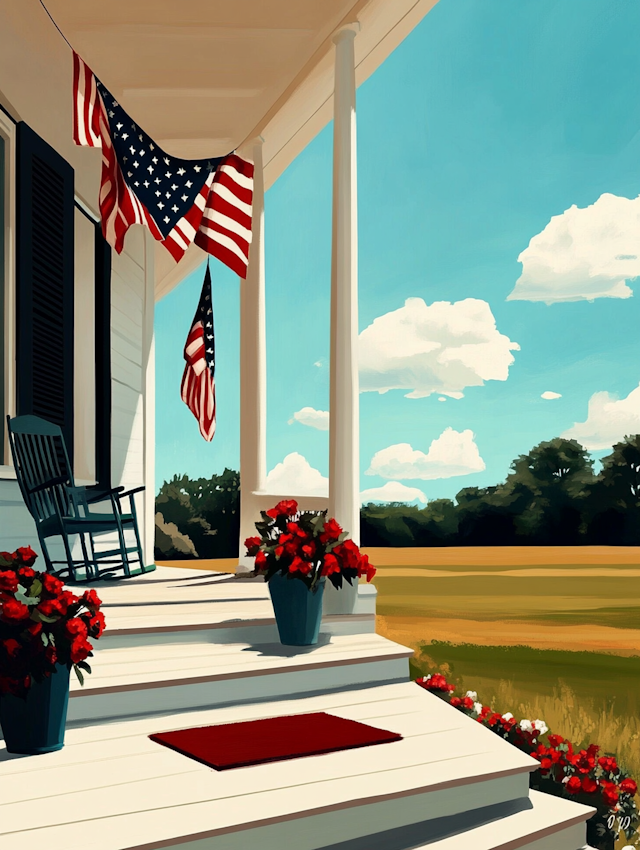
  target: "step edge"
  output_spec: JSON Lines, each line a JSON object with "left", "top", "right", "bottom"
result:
{"left": 118, "top": 767, "right": 537, "bottom": 850}
{"left": 102, "top": 614, "right": 375, "bottom": 637}
{"left": 69, "top": 651, "right": 412, "bottom": 697}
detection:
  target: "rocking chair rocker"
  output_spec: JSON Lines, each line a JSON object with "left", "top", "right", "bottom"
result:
{"left": 7, "top": 414, "right": 156, "bottom": 582}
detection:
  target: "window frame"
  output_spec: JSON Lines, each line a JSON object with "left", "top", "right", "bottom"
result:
{"left": 0, "top": 106, "right": 17, "bottom": 476}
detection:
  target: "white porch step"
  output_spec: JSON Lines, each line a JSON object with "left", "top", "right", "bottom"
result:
{"left": 93, "top": 568, "right": 377, "bottom": 648}
{"left": 399, "top": 790, "right": 594, "bottom": 850}
{"left": 0, "top": 682, "right": 590, "bottom": 850}
{"left": 67, "top": 633, "right": 413, "bottom": 723}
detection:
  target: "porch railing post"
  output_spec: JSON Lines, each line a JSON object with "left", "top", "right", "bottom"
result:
{"left": 326, "top": 22, "right": 361, "bottom": 614}
{"left": 238, "top": 136, "right": 267, "bottom": 571}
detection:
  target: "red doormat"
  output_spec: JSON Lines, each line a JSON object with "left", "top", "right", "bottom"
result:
{"left": 149, "top": 712, "right": 402, "bottom": 770}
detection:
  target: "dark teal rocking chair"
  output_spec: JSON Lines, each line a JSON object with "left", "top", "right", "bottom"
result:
{"left": 7, "top": 414, "right": 156, "bottom": 582}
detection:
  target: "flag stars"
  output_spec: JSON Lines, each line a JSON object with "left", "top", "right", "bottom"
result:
{"left": 154, "top": 177, "right": 161, "bottom": 184}
{"left": 129, "top": 146, "right": 136, "bottom": 155}
{"left": 163, "top": 216, "right": 170, "bottom": 223}
{"left": 122, "top": 133, "right": 129, "bottom": 140}
{"left": 163, "top": 157, "right": 170, "bottom": 165}
{"left": 171, "top": 184, "right": 178, "bottom": 191}
{"left": 152, "top": 156, "right": 158, "bottom": 164}
{"left": 155, "top": 191, "right": 161, "bottom": 196}
{"left": 165, "top": 172, "right": 172, "bottom": 178}
{"left": 133, "top": 161, "right": 139, "bottom": 169}
{"left": 158, "top": 202, "right": 164, "bottom": 209}
{"left": 149, "top": 143, "right": 155, "bottom": 151}
{"left": 177, "top": 168, "right": 186, "bottom": 176}
{"left": 165, "top": 192, "right": 171, "bottom": 199}
{"left": 143, "top": 180, "right": 150, "bottom": 188}
{"left": 148, "top": 166, "right": 154, "bottom": 173}
{"left": 109, "top": 111, "right": 115, "bottom": 118}
{"left": 171, "top": 205, "right": 178, "bottom": 212}
{"left": 185, "top": 180, "right": 193, "bottom": 188}
{"left": 194, "top": 165, "right": 201, "bottom": 173}
{"left": 116, "top": 122, "right": 123, "bottom": 130}
{"left": 181, "top": 194, "right": 188, "bottom": 201}
{"left": 138, "top": 134, "right": 143, "bottom": 142}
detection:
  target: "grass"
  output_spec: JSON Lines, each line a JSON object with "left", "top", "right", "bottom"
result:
{"left": 370, "top": 546, "right": 640, "bottom": 848}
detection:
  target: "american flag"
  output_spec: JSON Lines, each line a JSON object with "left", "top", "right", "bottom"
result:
{"left": 72, "top": 52, "right": 254, "bottom": 277}
{"left": 181, "top": 263, "right": 216, "bottom": 441}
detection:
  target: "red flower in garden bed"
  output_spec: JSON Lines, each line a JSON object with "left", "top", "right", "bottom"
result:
{"left": 0, "top": 549, "right": 105, "bottom": 698}
{"left": 243, "top": 499, "right": 376, "bottom": 590}
{"left": 413, "top": 671, "right": 640, "bottom": 843}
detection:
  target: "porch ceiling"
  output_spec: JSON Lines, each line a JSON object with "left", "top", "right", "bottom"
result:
{"left": 43, "top": 0, "right": 439, "bottom": 297}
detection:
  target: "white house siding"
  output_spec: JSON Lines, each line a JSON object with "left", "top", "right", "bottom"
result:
{"left": 0, "top": 3, "right": 152, "bottom": 563}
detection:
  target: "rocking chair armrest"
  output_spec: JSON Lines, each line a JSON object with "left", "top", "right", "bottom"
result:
{"left": 85, "top": 486, "right": 124, "bottom": 504}
{"left": 27, "top": 475, "right": 68, "bottom": 495}
{"left": 120, "top": 486, "right": 145, "bottom": 498}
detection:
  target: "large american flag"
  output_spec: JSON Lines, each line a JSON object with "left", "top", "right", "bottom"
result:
{"left": 72, "top": 52, "right": 254, "bottom": 277}
{"left": 181, "top": 263, "right": 216, "bottom": 441}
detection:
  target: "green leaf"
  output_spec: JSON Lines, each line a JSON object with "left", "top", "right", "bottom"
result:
{"left": 29, "top": 579, "right": 43, "bottom": 598}
{"left": 73, "top": 664, "right": 85, "bottom": 687}
{"left": 76, "top": 661, "right": 92, "bottom": 674}
{"left": 41, "top": 632, "right": 49, "bottom": 647}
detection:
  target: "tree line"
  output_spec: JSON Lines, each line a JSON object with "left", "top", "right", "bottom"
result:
{"left": 155, "top": 436, "right": 640, "bottom": 559}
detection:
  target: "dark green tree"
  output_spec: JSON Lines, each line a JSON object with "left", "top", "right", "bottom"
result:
{"left": 585, "top": 436, "right": 640, "bottom": 544}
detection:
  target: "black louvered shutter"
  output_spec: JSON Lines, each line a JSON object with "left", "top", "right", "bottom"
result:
{"left": 16, "top": 122, "right": 74, "bottom": 464}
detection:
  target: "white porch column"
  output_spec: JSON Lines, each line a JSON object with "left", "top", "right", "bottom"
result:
{"left": 142, "top": 230, "right": 156, "bottom": 566}
{"left": 238, "top": 137, "right": 267, "bottom": 571}
{"left": 325, "top": 23, "right": 360, "bottom": 615}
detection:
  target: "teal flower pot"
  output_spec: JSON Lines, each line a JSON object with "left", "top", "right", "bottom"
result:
{"left": 0, "top": 663, "right": 71, "bottom": 754}
{"left": 268, "top": 572, "right": 325, "bottom": 646}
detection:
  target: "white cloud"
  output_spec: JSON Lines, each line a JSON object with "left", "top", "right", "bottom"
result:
{"left": 561, "top": 383, "right": 640, "bottom": 450}
{"left": 359, "top": 298, "right": 519, "bottom": 399}
{"left": 366, "top": 428, "right": 485, "bottom": 480}
{"left": 541, "top": 391, "right": 562, "bottom": 400}
{"left": 438, "top": 397, "right": 447, "bottom": 402}
{"left": 508, "top": 193, "right": 640, "bottom": 304}
{"left": 288, "top": 407, "right": 329, "bottom": 430}
{"left": 360, "top": 482, "right": 428, "bottom": 505}
{"left": 265, "top": 452, "right": 328, "bottom": 496}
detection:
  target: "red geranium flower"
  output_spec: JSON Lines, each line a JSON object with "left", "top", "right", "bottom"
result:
{"left": 65, "top": 617, "right": 89, "bottom": 639}
{"left": 70, "top": 637, "right": 92, "bottom": 664}
{"left": 0, "top": 570, "right": 18, "bottom": 595}
{"left": 1, "top": 598, "right": 30, "bottom": 622}
{"left": 581, "top": 777, "right": 598, "bottom": 794}
{"left": 598, "top": 756, "right": 619, "bottom": 774}
{"left": 15, "top": 546, "right": 37, "bottom": 566}
{"left": 620, "top": 778, "right": 638, "bottom": 796}
{"left": 547, "top": 734, "right": 565, "bottom": 748}
{"left": 266, "top": 499, "right": 298, "bottom": 518}
{"left": 42, "top": 573, "right": 64, "bottom": 595}
{"left": 244, "top": 536, "right": 262, "bottom": 556}
{"left": 17, "top": 566, "right": 35, "bottom": 581}
{"left": 82, "top": 589, "right": 102, "bottom": 610}
{"left": 2, "top": 638, "right": 21, "bottom": 658}
{"left": 601, "top": 781, "right": 619, "bottom": 807}
{"left": 87, "top": 611, "right": 106, "bottom": 638}
{"left": 565, "top": 776, "right": 582, "bottom": 794}
{"left": 357, "top": 554, "right": 376, "bottom": 582}
{"left": 319, "top": 518, "right": 343, "bottom": 543}
{"left": 321, "top": 553, "right": 341, "bottom": 576}
{"left": 255, "top": 550, "right": 268, "bottom": 570}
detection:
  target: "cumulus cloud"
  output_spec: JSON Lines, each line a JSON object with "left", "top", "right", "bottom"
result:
{"left": 366, "top": 428, "right": 485, "bottom": 480}
{"left": 508, "top": 193, "right": 640, "bottom": 304}
{"left": 360, "top": 482, "right": 428, "bottom": 505}
{"left": 265, "top": 452, "right": 328, "bottom": 497}
{"left": 541, "top": 391, "right": 562, "bottom": 400}
{"left": 288, "top": 407, "right": 329, "bottom": 430}
{"left": 359, "top": 298, "right": 519, "bottom": 399}
{"left": 561, "top": 383, "right": 640, "bottom": 450}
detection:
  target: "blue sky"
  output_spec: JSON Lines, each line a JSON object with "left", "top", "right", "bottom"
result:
{"left": 155, "top": 0, "right": 640, "bottom": 504}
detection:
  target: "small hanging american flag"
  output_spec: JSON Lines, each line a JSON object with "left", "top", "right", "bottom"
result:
{"left": 181, "top": 264, "right": 216, "bottom": 441}
{"left": 72, "top": 52, "right": 254, "bottom": 277}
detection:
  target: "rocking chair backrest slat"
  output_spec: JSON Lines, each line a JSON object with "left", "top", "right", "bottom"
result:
{"left": 7, "top": 415, "right": 75, "bottom": 523}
